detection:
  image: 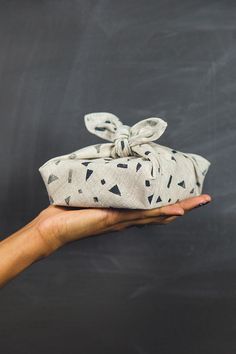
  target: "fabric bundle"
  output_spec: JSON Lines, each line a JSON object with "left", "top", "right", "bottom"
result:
{"left": 39, "top": 112, "right": 211, "bottom": 209}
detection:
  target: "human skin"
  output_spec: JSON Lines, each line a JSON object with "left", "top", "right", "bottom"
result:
{"left": 0, "top": 194, "right": 211, "bottom": 288}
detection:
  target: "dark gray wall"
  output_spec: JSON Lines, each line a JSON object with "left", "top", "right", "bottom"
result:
{"left": 0, "top": 1, "right": 235, "bottom": 353}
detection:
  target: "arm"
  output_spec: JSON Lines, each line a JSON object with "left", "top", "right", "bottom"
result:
{"left": 0, "top": 218, "right": 60, "bottom": 288}
{"left": 0, "top": 194, "right": 211, "bottom": 288}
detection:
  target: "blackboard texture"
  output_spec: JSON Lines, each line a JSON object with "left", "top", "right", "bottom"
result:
{"left": 0, "top": 1, "right": 235, "bottom": 353}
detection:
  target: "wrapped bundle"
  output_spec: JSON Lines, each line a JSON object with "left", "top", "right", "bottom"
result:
{"left": 39, "top": 112, "right": 211, "bottom": 209}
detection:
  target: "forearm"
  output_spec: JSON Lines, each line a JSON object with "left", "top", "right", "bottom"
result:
{"left": 0, "top": 219, "right": 61, "bottom": 288}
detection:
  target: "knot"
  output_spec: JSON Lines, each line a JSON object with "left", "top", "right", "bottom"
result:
{"left": 84, "top": 112, "right": 168, "bottom": 179}
{"left": 113, "top": 125, "right": 132, "bottom": 157}
{"left": 84, "top": 112, "right": 168, "bottom": 161}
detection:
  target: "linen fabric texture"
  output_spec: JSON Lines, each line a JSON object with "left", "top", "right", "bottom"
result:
{"left": 38, "top": 112, "right": 211, "bottom": 210}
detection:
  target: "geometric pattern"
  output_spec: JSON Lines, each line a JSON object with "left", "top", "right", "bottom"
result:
{"left": 39, "top": 113, "right": 210, "bottom": 209}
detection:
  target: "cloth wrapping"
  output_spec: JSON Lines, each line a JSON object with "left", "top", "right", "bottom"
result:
{"left": 38, "top": 112, "right": 211, "bottom": 209}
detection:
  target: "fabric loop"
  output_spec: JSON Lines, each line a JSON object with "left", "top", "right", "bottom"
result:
{"left": 84, "top": 112, "right": 169, "bottom": 177}
{"left": 113, "top": 125, "right": 132, "bottom": 157}
{"left": 84, "top": 112, "right": 168, "bottom": 148}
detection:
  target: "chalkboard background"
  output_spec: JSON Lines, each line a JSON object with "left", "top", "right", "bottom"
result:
{"left": 0, "top": 1, "right": 235, "bottom": 353}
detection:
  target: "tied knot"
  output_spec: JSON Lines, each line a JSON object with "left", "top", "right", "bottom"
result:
{"left": 84, "top": 112, "right": 168, "bottom": 179}
{"left": 114, "top": 125, "right": 132, "bottom": 157}
{"left": 84, "top": 112, "right": 167, "bottom": 160}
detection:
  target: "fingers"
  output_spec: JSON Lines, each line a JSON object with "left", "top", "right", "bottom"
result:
{"left": 176, "top": 194, "right": 212, "bottom": 213}
{"left": 144, "top": 204, "right": 185, "bottom": 217}
{"left": 105, "top": 203, "right": 184, "bottom": 226}
{"left": 136, "top": 194, "right": 212, "bottom": 220}
{"left": 104, "top": 214, "right": 181, "bottom": 232}
{"left": 133, "top": 215, "right": 179, "bottom": 226}
{"left": 103, "top": 193, "right": 212, "bottom": 229}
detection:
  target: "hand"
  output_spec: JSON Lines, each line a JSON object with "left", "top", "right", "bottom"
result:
{"left": 0, "top": 194, "right": 211, "bottom": 288}
{"left": 35, "top": 194, "right": 212, "bottom": 254}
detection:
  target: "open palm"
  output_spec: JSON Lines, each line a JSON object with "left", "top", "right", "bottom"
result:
{"left": 35, "top": 194, "right": 212, "bottom": 248}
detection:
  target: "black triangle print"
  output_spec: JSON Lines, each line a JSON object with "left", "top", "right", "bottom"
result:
{"left": 178, "top": 180, "right": 186, "bottom": 189}
{"left": 86, "top": 169, "right": 93, "bottom": 181}
{"left": 82, "top": 161, "right": 92, "bottom": 166}
{"left": 94, "top": 144, "right": 102, "bottom": 153}
{"left": 151, "top": 166, "right": 153, "bottom": 177}
{"left": 145, "top": 151, "right": 151, "bottom": 155}
{"left": 148, "top": 194, "right": 154, "bottom": 204}
{"left": 171, "top": 156, "right": 176, "bottom": 162}
{"left": 190, "top": 188, "right": 194, "bottom": 194}
{"left": 68, "top": 169, "right": 73, "bottom": 183}
{"left": 136, "top": 162, "right": 142, "bottom": 172}
{"left": 95, "top": 126, "right": 107, "bottom": 131}
{"left": 109, "top": 184, "right": 121, "bottom": 196}
{"left": 49, "top": 195, "right": 54, "bottom": 204}
{"left": 156, "top": 196, "right": 162, "bottom": 203}
{"left": 117, "top": 163, "right": 128, "bottom": 168}
{"left": 69, "top": 153, "right": 77, "bottom": 159}
{"left": 167, "top": 175, "right": 172, "bottom": 188}
{"left": 65, "top": 196, "right": 71, "bottom": 205}
{"left": 48, "top": 174, "right": 59, "bottom": 184}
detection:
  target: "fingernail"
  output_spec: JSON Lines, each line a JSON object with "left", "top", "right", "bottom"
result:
{"left": 178, "top": 209, "right": 185, "bottom": 215}
{"left": 194, "top": 201, "right": 210, "bottom": 208}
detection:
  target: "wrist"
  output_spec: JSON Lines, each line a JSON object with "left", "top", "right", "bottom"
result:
{"left": 33, "top": 217, "right": 64, "bottom": 257}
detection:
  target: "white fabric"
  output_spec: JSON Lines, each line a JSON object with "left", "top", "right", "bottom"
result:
{"left": 38, "top": 112, "right": 211, "bottom": 209}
